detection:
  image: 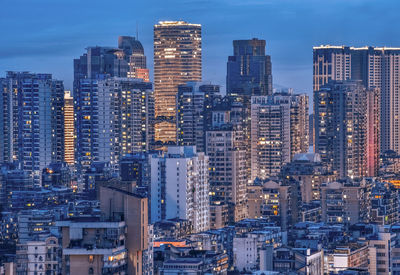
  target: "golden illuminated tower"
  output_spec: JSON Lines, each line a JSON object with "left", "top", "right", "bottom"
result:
{"left": 64, "top": 91, "right": 75, "bottom": 165}
{"left": 154, "top": 21, "right": 202, "bottom": 144}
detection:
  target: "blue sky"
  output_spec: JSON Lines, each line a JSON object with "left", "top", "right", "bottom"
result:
{"left": 1, "top": 0, "right": 400, "bottom": 97}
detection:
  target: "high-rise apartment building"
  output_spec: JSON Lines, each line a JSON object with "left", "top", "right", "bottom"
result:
{"left": 206, "top": 123, "right": 247, "bottom": 224}
{"left": 118, "top": 36, "right": 150, "bottom": 82}
{"left": 250, "top": 93, "right": 309, "bottom": 180}
{"left": 313, "top": 46, "right": 352, "bottom": 92}
{"left": 63, "top": 91, "right": 74, "bottom": 165}
{"left": 286, "top": 92, "right": 310, "bottom": 159}
{"left": 313, "top": 45, "right": 400, "bottom": 155}
{"left": 226, "top": 38, "right": 273, "bottom": 182}
{"left": 153, "top": 21, "right": 202, "bottom": 144}
{"left": 177, "top": 82, "right": 220, "bottom": 152}
{"left": 149, "top": 146, "right": 209, "bottom": 233}
{"left": 0, "top": 72, "right": 64, "bottom": 184}
{"left": 315, "top": 81, "right": 380, "bottom": 178}
{"left": 75, "top": 77, "right": 154, "bottom": 171}
{"left": 227, "top": 38, "right": 273, "bottom": 96}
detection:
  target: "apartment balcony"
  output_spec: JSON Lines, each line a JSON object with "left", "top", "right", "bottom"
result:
{"left": 63, "top": 245, "right": 126, "bottom": 256}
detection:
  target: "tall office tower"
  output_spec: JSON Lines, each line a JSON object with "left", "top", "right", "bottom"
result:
{"left": 313, "top": 45, "right": 400, "bottom": 156}
{"left": 118, "top": 36, "right": 150, "bottom": 82}
{"left": 149, "top": 146, "right": 209, "bottom": 233}
{"left": 73, "top": 46, "right": 129, "bottom": 168}
{"left": 315, "top": 81, "right": 380, "bottom": 179}
{"left": 177, "top": 82, "right": 220, "bottom": 152}
{"left": 227, "top": 38, "right": 273, "bottom": 96}
{"left": 73, "top": 46, "right": 128, "bottom": 88}
{"left": 206, "top": 122, "right": 247, "bottom": 225}
{"left": 250, "top": 93, "right": 309, "bottom": 181}
{"left": 63, "top": 91, "right": 75, "bottom": 165}
{"left": 75, "top": 77, "right": 154, "bottom": 171}
{"left": 0, "top": 72, "right": 64, "bottom": 184}
{"left": 226, "top": 38, "right": 273, "bottom": 182}
{"left": 153, "top": 21, "right": 202, "bottom": 145}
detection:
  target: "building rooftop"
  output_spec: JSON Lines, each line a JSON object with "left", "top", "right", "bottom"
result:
{"left": 156, "top": 21, "right": 201, "bottom": 27}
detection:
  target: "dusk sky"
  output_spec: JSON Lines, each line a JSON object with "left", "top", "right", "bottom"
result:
{"left": 1, "top": 0, "right": 400, "bottom": 97}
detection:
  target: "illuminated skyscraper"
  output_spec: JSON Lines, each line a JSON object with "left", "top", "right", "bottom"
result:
{"left": 153, "top": 21, "right": 202, "bottom": 144}
{"left": 206, "top": 123, "right": 247, "bottom": 224}
{"left": 226, "top": 38, "right": 273, "bottom": 182}
{"left": 75, "top": 77, "right": 154, "bottom": 171}
{"left": 250, "top": 96, "right": 291, "bottom": 180}
{"left": 0, "top": 72, "right": 65, "bottom": 185}
{"left": 250, "top": 92, "right": 309, "bottom": 181}
{"left": 177, "top": 82, "right": 220, "bottom": 152}
{"left": 315, "top": 81, "right": 380, "bottom": 179}
{"left": 74, "top": 42, "right": 154, "bottom": 171}
{"left": 63, "top": 91, "right": 75, "bottom": 165}
{"left": 313, "top": 46, "right": 351, "bottom": 92}
{"left": 313, "top": 45, "right": 400, "bottom": 156}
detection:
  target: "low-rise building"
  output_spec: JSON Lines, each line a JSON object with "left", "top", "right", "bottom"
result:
{"left": 324, "top": 243, "right": 369, "bottom": 274}
{"left": 56, "top": 219, "right": 128, "bottom": 275}
{"left": 15, "top": 236, "right": 60, "bottom": 275}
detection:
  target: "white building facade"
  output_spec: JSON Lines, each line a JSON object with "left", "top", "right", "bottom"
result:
{"left": 150, "top": 146, "right": 209, "bottom": 233}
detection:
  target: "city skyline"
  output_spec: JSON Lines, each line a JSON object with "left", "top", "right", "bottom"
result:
{"left": 2, "top": 0, "right": 400, "bottom": 97}
{"left": 3, "top": 1, "right": 400, "bottom": 274}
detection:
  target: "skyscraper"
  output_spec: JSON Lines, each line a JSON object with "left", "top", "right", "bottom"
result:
{"left": 313, "top": 45, "right": 400, "bottom": 155}
{"left": 153, "top": 21, "right": 202, "bottom": 145}
{"left": 63, "top": 91, "right": 74, "bottom": 166}
{"left": 0, "top": 72, "right": 65, "bottom": 185}
{"left": 227, "top": 38, "right": 273, "bottom": 96}
{"left": 206, "top": 123, "right": 247, "bottom": 224}
{"left": 313, "top": 46, "right": 351, "bottom": 92}
{"left": 118, "top": 36, "right": 150, "bottom": 82}
{"left": 149, "top": 146, "right": 209, "bottom": 233}
{"left": 287, "top": 92, "right": 309, "bottom": 159}
{"left": 250, "top": 93, "right": 309, "bottom": 181}
{"left": 177, "top": 82, "right": 220, "bottom": 152}
{"left": 226, "top": 38, "right": 273, "bottom": 182}
{"left": 73, "top": 46, "right": 128, "bottom": 86}
{"left": 251, "top": 95, "right": 291, "bottom": 180}
{"left": 75, "top": 77, "right": 154, "bottom": 171}
{"left": 74, "top": 40, "right": 154, "bottom": 171}
{"left": 314, "top": 81, "right": 380, "bottom": 179}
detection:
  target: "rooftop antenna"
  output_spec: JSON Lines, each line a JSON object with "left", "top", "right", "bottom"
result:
{"left": 136, "top": 22, "right": 139, "bottom": 40}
